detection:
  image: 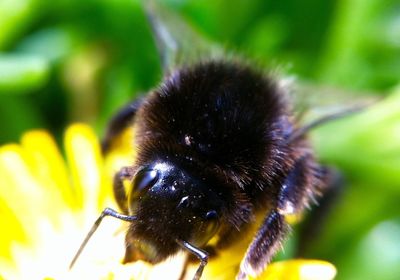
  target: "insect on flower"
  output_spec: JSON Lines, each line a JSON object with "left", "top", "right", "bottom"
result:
{"left": 70, "top": 3, "right": 375, "bottom": 280}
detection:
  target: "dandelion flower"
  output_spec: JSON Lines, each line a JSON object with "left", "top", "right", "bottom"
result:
{"left": 0, "top": 124, "right": 336, "bottom": 280}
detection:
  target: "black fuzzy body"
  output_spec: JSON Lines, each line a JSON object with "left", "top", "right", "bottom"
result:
{"left": 123, "top": 60, "right": 324, "bottom": 265}
{"left": 137, "top": 60, "right": 293, "bottom": 204}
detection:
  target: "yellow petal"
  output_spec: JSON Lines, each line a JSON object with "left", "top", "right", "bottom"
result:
{"left": 0, "top": 197, "right": 27, "bottom": 263}
{"left": 21, "top": 130, "right": 75, "bottom": 209}
{"left": 64, "top": 124, "right": 105, "bottom": 213}
{"left": 103, "top": 126, "right": 136, "bottom": 178}
{"left": 107, "top": 125, "right": 136, "bottom": 157}
{"left": 0, "top": 145, "right": 50, "bottom": 236}
{"left": 103, "top": 127, "right": 136, "bottom": 210}
{"left": 258, "top": 259, "right": 337, "bottom": 280}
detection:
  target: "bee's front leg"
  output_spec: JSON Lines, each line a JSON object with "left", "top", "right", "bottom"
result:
{"left": 177, "top": 240, "right": 209, "bottom": 280}
{"left": 113, "top": 167, "right": 136, "bottom": 214}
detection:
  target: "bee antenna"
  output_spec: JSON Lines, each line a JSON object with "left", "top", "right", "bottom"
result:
{"left": 69, "top": 207, "right": 136, "bottom": 270}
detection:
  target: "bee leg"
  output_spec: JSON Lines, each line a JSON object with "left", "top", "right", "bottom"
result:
{"left": 276, "top": 155, "right": 318, "bottom": 216}
{"left": 237, "top": 210, "right": 288, "bottom": 280}
{"left": 177, "top": 240, "right": 209, "bottom": 280}
{"left": 113, "top": 167, "right": 136, "bottom": 214}
{"left": 70, "top": 207, "right": 136, "bottom": 269}
{"left": 237, "top": 157, "right": 315, "bottom": 279}
{"left": 296, "top": 167, "right": 344, "bottom": 256}
{"left": 101, "top": 97, "right": 144, "bottom": 153}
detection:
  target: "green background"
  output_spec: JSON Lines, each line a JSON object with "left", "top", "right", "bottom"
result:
{"left": 1, "top": 0, "right": 400, "bottom": 279}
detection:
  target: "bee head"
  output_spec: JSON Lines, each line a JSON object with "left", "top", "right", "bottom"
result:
{"left": 125, "top": 160, "right": 222, "bottom": 263}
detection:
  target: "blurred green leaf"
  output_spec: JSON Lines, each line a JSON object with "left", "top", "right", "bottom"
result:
{"left": 15, "top": 27, "right": 82, "bottom": 62}
{"left": 0, "top": 94, "right": 44, "bottom": 142}
{"left": 0, "top": 0, "right": 44, "bottom": 50}
{"left": 0, "top": 53, "right": 49, "bottom": 94}
{"left": 316, "top": 0, "right": 399, "bottom": 90}
{"left": 338, "top": 219, "right": 400, "bottom": 280}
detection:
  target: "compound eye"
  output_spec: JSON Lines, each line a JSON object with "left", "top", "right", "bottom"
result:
{"left": 133, "top": 168, "right": 160, "bottom": 193}
{"left": 205, "top": 210, "right": 218, "bottom": 220}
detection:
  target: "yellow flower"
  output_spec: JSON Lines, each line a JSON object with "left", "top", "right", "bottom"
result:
{"left": 0, "top": 124, "right": 336, "bottom": 280}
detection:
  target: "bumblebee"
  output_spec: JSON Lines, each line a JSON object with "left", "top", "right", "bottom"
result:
{"left": 70, "top": 4, "right": 371, "bottom": 280}
{"left": 71, "top": 59, "right": 343, "bottom": 279}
